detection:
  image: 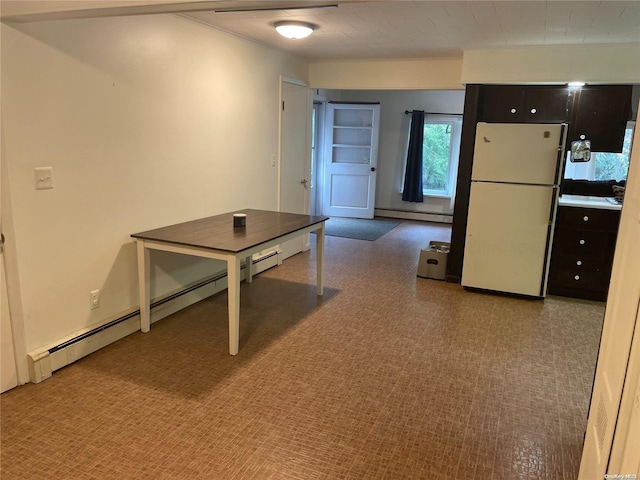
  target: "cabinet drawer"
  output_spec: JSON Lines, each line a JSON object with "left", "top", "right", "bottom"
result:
{"left": 550, "top": 252, "right": 608, "bottom": 272}
{"left": 552, "top": 228, "right": 613, "bottom": 256}
{"left": 556, "top": 206, "right": 620, "bottom": 231}
{"left": 549, "top": 266, "right": 605, "bottom": 291}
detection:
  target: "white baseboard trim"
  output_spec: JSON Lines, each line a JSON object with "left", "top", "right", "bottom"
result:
{"left": 27, "top": 251, "right": 281, "bottom": 384}
{"left": 374, "top": 209, "right": 453, "bottom": 224}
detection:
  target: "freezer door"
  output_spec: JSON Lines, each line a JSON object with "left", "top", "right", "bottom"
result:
{"left": 472, "top": 122, "right": 565, "bottom": 185}
{"left": 461, "top": 182, "right": 556, "bottom": 297}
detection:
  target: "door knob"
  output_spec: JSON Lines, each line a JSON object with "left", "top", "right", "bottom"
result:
{"left": 371, "top": 167, "right": 376, "bottom": 172}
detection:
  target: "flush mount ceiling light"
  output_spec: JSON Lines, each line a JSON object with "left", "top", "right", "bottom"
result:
{"left": 568, "top": 81, "right": 586, "bottom": 87}
{"left": 274, "top": 21, "right": 316, "bottom": 39}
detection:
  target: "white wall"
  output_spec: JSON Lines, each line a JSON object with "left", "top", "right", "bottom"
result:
{"left": 309, "top": 46, "right": 640, "bottom": 92}
{"left": 309, "top": 58, "right": 464, "bottom": 91}
{"left": 462, "top": 45, "right": 640, "bottom": 85}
{"left": 323, "top": 90, "right": 465, "bottom": 217}
{"left": 1, "top": 14, "right": 308, "bottom": 353}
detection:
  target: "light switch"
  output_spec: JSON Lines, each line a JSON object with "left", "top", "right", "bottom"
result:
{"left": 34, "top": 167, "right": 54, "bottom": 190}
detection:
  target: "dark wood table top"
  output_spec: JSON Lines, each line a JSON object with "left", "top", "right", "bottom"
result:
{"left": 131, "top": 209, "right": 329, "bottom": 254}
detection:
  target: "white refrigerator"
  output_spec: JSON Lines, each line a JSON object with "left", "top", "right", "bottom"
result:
{"left": 461, "top": 122, "right": 567, "bottom": 297}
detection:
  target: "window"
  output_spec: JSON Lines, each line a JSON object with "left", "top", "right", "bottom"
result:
{"left": 404, "top": 115, "right": 462, "bottom": 198}
{"left": 593, "top": 125, "right": 634, "bottom": 181}
{"left": 564, "top": 122, "right": 635, "bottom": 181}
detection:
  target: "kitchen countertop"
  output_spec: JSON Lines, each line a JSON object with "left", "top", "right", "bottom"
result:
{"left": 558, "top": 194, "right": 622, "bottom": 211}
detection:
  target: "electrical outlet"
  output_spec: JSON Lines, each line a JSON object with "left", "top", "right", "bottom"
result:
{"left": 271, "top": 154, "right": 277, "bottom": 167}
{"left": 90, "top": 289, "right": 100, "bottom": 309}
{"left": 34, "top": 167, "right": 54, "bottom": 190}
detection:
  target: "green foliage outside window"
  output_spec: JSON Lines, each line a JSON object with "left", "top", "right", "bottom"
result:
{"left": 422, "top": 123, "right": 452, "bottom": 192}
{"left": 594, "top": 127, "right": 634, "bottom": 181}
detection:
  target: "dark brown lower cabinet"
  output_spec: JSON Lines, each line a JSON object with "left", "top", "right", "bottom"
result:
{"left": 547, "top": 206, "right": 620, "bottom": 301}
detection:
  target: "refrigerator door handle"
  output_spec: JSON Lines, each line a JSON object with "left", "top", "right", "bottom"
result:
{"left": 540, "top": 186, "right": 561, "bottom": 296}
{"left": 553, "top": 124, "right": 569, "bottom": 184}
{"left": 548, "top": 186, "right": 560, "bottom": 224}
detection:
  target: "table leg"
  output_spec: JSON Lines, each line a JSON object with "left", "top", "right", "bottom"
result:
{"left": 227, "top": 256, "right": 241, "bottom": 355}
{"left": 136, "top": 240, "right": 151, "bottom": 332}
{"left": 245, "top": 255, "right": 253, "bottom": 283}
{"left": 316, "top": 222, "right": 325, "bottom": 296}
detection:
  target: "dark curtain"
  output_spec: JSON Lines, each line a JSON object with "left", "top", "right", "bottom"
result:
{"left": 402, "top": 110, "right": 425, "bottom": 203}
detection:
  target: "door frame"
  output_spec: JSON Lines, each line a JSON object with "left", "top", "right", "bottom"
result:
{"left": 609, "top": 299, "right": 640, "bottom": 472}
{"left": 311, "top": 90, "right": 328, "bottom": 217}
{"left": 310, "top": 100, "right": 324, "bottom": 216}
{"left": 579, "top": 100, "right": 640, "bottom": 477}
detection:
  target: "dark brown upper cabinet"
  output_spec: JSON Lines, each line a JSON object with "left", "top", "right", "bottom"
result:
{"left": 478, "top": 85, "right": 571, "bottom": 123}
{"left": 566, "top": 85, "right": 633, "bottom": 153}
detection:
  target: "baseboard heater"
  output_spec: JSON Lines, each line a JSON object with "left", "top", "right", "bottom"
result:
{"left": 28, "top": 250, "right": 280, "bottom": 384}
{"left": 48, "top": 273, "right": 224, "bottom": 355}
{"left": 374, "top": 209, "right": 453, "bottom": 224}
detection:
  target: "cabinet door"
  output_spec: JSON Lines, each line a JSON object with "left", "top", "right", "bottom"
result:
{"left": 567, "top": 85, "right": 632, "bottom": 153}
{"left": 479, "top": 85, "right": 524, "bottom": 122}
{"left": 522, "top": 87, "right": 570, "bottom": 123}
{"left": 479, "top": 85, "right": 571, "bottom": 123}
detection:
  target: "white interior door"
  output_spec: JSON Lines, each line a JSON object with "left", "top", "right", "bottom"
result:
{"left": 579, "top": 108, "right": 640, "bottom": 478}
{"left": 1, "top": 124, "right": 17, "bottom": 392}
{"left": 279, "top": 78, "right": 310, "bottom": 260}
{"left": 322, "top": 103, "right": 379, "bottom": 219}
{"left": 1, "top": 243, "right": 17, "bottom": 393}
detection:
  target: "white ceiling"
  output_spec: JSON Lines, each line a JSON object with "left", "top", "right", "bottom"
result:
{"left": 180, "top": 1, "right": 640, "bottom": 60}
{"left": 2, "top": 0, "right": 639, "bottom": 60}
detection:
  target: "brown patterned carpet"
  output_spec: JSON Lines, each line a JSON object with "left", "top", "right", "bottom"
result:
{"left": 1, "top": 220, "right": 604, "bottom": 479}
